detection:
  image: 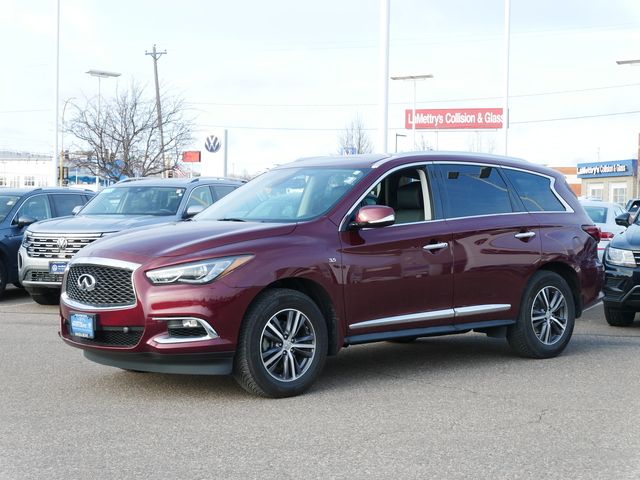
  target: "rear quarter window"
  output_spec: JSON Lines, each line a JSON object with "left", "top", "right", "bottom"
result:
{"left": 502, "top": 169, "right": 566, "bottom": 212}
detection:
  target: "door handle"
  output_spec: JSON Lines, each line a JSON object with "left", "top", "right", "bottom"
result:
{"left": 423, "top": 242, "right": 449, "bottom": 251}
{"left": 514, "top": 232, "right": 536, "bottom": 240}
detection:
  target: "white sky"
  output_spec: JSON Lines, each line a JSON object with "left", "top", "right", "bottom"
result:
{"left": 1, "top": 0, "right": 639, "bottom": 177}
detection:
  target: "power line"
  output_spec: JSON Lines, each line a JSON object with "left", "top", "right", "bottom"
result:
{"left": 187, "top": 82, "right": 640, "bottom": 108}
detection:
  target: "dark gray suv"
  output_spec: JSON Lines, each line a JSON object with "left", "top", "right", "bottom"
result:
{"left": 18, "top": 177, "right": 243, "bottom": 304}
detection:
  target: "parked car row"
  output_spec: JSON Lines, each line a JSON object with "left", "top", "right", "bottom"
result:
{"left": 54, "top": 152, "right": 604, "bottom": 397}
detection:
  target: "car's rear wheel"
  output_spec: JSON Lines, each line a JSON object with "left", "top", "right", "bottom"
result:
{"left": 603, "top": 304, "right": 635, "bottom": 327}
{"left": 507, "top": 271, "right": 575, "bottom": 359}
{"left": 234, "top": 288, "right": 328, "bottom": 398}
{"left": 30, "top": 289, "right": 60, "bottom": 305}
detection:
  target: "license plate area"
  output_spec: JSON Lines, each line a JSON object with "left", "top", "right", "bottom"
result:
{"left": 49, "top": 261, "right": 68, "bottom": 275}
{"left": 69, "top": 312, "right": 96, "bottom": 339}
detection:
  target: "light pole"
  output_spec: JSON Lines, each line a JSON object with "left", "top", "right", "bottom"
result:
{"left": 86, "top": 70, "right": 120, "bottom": 187}
{"left": 59, "top": 97, "right": 76, "bottom": 186}
{"left": 616, "top": 58, "right": 640, "bottom": 198}
{"left": 395, "top": 133, "right": 406, "bottom": 153}
{"left": 391, "top": 74, "right": 434, "bottom": 150}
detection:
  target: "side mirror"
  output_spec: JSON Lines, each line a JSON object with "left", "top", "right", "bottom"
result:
{"left": 72, "top": 205, "right": 83, "bottom": 215}
{"left": 348, "top": 205, "right": 395, "bottom": 230}
{"left": 16, "top": 216, "right": 37, "bottom": 228}
{"left": 184, "top": 205, "right": 205, "bottom": 219}
{"left": 615, "top": 212, "right": 631, "bottom": 227}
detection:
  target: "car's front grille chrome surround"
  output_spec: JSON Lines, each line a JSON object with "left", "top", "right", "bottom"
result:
{"left": 63, "top": 258, "right": 139, "bottom": 309}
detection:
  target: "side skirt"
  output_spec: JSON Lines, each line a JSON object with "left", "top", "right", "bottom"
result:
{"left": 343, "top": 319, "right": 515, "bottom": 346}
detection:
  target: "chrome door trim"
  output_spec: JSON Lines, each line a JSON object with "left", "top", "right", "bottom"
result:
{"left": 349, "top": 304, "right": 512, "bottom": 330}
{"left": 423, "top": 242, "right": 449, "bottom": 251}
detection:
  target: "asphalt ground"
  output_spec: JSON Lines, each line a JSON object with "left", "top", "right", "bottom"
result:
{"left": 1, "top": 285, "right": 639, "bottom": 480}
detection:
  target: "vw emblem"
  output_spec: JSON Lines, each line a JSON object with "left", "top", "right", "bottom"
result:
{"left": 204, "top": 135, "right": 221, "bottom": 153}
{"left": 77, "top": 274, "right": 97, "bottom": 292}
{"left": 57, "top": 238, "right": 68, "bottom": 251}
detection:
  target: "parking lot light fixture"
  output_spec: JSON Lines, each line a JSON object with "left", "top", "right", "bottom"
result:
{"left": 390, "top": 74, "right": 434, "bottom": 150}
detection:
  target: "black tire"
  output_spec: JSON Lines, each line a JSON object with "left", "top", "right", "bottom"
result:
{"left": 507, "top": 271, "right": 575, "bottom": 359}
{"left": 0, "top": 261, "right": 6, "bottom": 299}
{"left": 234, "top": 288, "right": 328, "bottom": 398}
{"left": 603, "top": 304, "right": 635, "bottom": 327}
{"left": 30, "top": 290, "right": 60, "bottom": 305}
{"left": 12, "top": 282, "right": 24, "bottom": 289}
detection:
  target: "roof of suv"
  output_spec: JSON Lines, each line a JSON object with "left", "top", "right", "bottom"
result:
{"left": 288, "top": 151, "right": 539, "bottom": 172}
{"left": 0, "top": 187, "right": 94, "bottom": 196}
{"left": 112, "top": 177, "right": 245, "bottom": 188}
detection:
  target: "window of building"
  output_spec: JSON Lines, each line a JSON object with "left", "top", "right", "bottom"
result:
{"left": 588, "top": 184, "right": 603, "bottom": 200}
{"left": 24, "top": 176, "right": 35, "bottom": 186}
{"left": 0, "top": 177, "right": 6, "bottom": 187}
{"left": 9, "top": 177, "right": 19, "bottom": 188}
{"left": 610, "top": 183, "right": 627, "bottom": 206}
{"left": 438, "top": 164, "right": 514, "bottom": 218}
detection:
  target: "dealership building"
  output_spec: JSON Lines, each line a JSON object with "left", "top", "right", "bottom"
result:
{"left": 577, "top": 159, "right": 638, "bottom": 205}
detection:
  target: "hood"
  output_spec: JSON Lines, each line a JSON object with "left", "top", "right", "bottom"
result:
{"left": 26, "top": 214, "right": 177, "bottom": 234}
{"left": 77, "top": 220, "right": 297, "bottom": 261}
{"left": 611, "top": 223, "right": 640, "bottom": 250}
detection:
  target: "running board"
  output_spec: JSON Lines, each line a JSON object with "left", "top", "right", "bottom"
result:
{"left": 343, "top": 319, "right": 516, "bottom": 346}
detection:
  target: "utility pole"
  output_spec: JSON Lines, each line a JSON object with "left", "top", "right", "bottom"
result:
{"left": 145, "top": 44, "right": 168, "bottom": 177}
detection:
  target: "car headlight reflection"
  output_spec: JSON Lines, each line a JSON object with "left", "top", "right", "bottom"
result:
{"left": 145, "top": 255, "right": 253, "bottom": 285}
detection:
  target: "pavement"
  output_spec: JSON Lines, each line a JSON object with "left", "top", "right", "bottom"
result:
{"left": 0, "top": 285, "right": 639, "bottom": 480}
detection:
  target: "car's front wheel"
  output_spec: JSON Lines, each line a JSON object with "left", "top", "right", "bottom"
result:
{"left": 507, "top": 271, "right": 575, "bottom": 358}
{"left": 234, "top": 288, "right": 328, "bottom": 398}
{"left": 603, "top": 304, "right": 635, "bottom": 327}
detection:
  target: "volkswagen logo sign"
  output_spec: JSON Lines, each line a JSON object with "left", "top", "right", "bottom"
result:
{"left": 57, "top": 238, "right": 68, "bottom": 251}
{"left": 77, "top": 274, "right": 97, "bottom": 292}
{"left": 204, "top": 135, "right": 221, "bottom": 153}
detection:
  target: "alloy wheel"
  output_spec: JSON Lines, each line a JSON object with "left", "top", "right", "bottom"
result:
{"left": 530, "top": 286, "right": 568, "bottom": 345}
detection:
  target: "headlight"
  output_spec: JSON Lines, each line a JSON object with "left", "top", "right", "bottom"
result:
{"left": 606, "top": 247, "right": 636, "bottom": 267}
{"left": 145, "top": 255, "right": 253, "bottom": 285}
{"left": 21, "top": 231, "right": 32, "bottom": 247}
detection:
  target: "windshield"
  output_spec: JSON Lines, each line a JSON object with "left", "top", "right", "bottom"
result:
{"left": 583, "top": 206, "right": 607, "bottom": 224}
{"left": 0, "top": 195, "right": 20, "bottom": 222}
{"left": 80, "top": 186, "right": 186, "bottom": 216}
{"left": 197, "top": 167, "right": 368, "bottom": 222}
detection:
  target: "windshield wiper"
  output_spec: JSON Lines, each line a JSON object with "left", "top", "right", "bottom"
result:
{"left": 217, "top": 217, "right": 246, "bottom": 222}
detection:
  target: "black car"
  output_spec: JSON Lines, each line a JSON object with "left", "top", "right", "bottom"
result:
{"left": 18, "top": 177, "right": 244, "bottom": 304}
{"left": 0, "top": 188, "right": 94, "bottom": 298}
{"left": 602, "top": 211, "right": 640, "bottom": 326}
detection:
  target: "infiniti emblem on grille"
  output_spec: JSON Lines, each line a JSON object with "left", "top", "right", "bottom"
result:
{"left": 77, "top": 274, "right": 97, "bottom": 292}
{"left": 57, "top": 238, "right": 68, "bottom": 251}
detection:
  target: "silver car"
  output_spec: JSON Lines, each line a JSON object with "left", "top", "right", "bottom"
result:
{"left": 579, "top": 199, "right": 627, "bottom": 260}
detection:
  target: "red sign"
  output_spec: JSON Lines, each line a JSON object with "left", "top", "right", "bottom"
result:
{"left": 404, "top": 108, "right": 503, "bottom": 130}
{"left": 182, "top": 151, "right": 201, "bottom": 163}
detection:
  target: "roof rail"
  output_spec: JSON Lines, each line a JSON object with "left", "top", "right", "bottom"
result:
{"left": 116, "top": 177, "right": 148, "bottom": 184}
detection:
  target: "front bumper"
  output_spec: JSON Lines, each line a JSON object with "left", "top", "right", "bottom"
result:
{"left": 602, "top": 262, "right": 640, "bottom": 309}
{"left": 18, "top": 246, "right": 64, "bottom": 290}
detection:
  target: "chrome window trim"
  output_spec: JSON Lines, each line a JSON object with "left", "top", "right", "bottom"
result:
{"left": 349, "top": 304, "right": 512, "bottom": 330}
{"left": 152, "top": 317, "right": 219, "bottom": 344}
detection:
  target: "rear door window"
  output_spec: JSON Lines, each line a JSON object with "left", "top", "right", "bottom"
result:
{"left": 502, "top": 169, "right": 566, "bottom": 212}
{"left": 212, "top": 185, "right": 236, "bottom": 201}
{"left": 437, "top": 164, "right": 514, "bottom": 218}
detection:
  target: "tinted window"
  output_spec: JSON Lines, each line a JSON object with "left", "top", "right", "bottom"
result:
{"left": 15, "top": 194, "right": 51, "bottom": 223}
{"left": 212, "top": 185, "right": 236, "bottom": 200}
{"left": 0, "top": 195, "right": 20, "bottom": 222}
{"left": 503, "top": 169, "right": 565, "bottom": 212}
{"left": 51, "top": 194, "right": 88, "bottom": 217}
{"left": 186, "top": 185, "right": 214, "bottom": 210}
{"left": 439, "top": 164, "right": 513, "bottom": 218}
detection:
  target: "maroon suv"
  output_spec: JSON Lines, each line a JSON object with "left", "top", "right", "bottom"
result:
{"left": 59, "top": 152, "right": 603, "bottom": 397}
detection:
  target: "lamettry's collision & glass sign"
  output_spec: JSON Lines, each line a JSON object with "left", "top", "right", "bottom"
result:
{"left": 404, "top": 108, "right": 503, "bottom": 129}
{"left": 576, "top": 160, "right": 637, "bottom": 178}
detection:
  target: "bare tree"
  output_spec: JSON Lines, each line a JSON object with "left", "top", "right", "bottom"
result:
{"left": 67, "top": 83, "right": 193, "bottom": 182}
{"left": 467, "top": 132, "right": 497, "bottom": 154}
{"left": 338, "top": 115, "right": 373, "bottom": 154}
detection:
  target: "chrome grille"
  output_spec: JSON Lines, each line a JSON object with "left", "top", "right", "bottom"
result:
{"left": 66, "top": 264, "right": 136, "bottom": 308}
{"left": 633, "top": 251, "right": 640, "bottom": 266}
{"left": 24, "top": 234, "right": 101, "bottom": 259}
